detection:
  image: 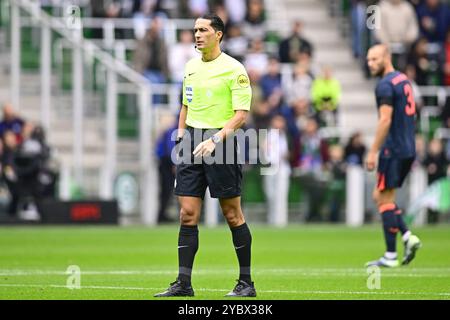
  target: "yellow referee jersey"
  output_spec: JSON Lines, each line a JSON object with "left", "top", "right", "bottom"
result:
{"left": 182, "top": 52, "right": 252, "bottom": 129}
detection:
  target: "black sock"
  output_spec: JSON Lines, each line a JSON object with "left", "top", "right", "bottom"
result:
{"left": 177, "top": 225, "right": 199, "bottom": 285}
{"left": 394, "top": 205, "right": 409, "bottom": 236}
{"left": 230, "top": 223, "right": 252, "bottom": 284}
{"left": 381, "top": 210, "right": 398, "bottom": 253}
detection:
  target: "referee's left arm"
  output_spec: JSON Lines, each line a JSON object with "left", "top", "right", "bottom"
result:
{"left": 216, "top": 69, "right": 252, "bottom": 141}
{"left": 215, "top": 110, "right": 248, "bottom": 141}
{"left": 192, "top": 110, "right": 248, "bottom": 157}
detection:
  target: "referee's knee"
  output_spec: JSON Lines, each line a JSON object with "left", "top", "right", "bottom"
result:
{"left": 221, "top": 206, "right": 244, "bottom": 227}
{"left": 179, "top": 207, "right": 198, "bottom": 225}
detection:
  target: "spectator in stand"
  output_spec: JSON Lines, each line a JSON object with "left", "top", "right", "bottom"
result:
{"left": 344, "top": 131, "right": 367, "bottom": 166}
{"left": 409, "top": 0, "right": 422, "bottom": 10}
{"left": 292, "top": 117, "right": 330, "bottom": 221}
{"left": 90, "top": 0, "right": 121, "bottom": 38}
{"left": 415, "top": 133, "right": 427, "bottom": 165}
{"left": 225, "top": 0, "right": 246, "bottom": 24}
{"left": 120, "top": 0, "right": 141, "bottom": 18}
{"left": 214, "top": 4, "right": 230, "bottom": 35}
{"left": 188, "top": 0, "right": 209, "bottom": 18}
{"left": 443, "top": 28, "right": 450, "bottom": 86}
{"left": 0, "top": 138, "right": 7, "bottom": 213}
{"left": 405, "top": 64, "right": 424, "bottom": 114}
{"left": 132, "top": 1, "right": 170, "bottom": 39}
{"left": 242, "top": 0, "right": 267, "bottom": 41}
{"left": 247, "top": 69, "right": 268, "bottom": 130}
{"left": 1, "top": 130, "right": 19, "bottom": 216}
{"left": 27, "top": 125, "right": 57, "bottom": 200}
{"left": 286, "top": 61, "right": 314, "bottom": 105}
{"left": 327, "top": 144, "right": 346, "bottom": 222}
{"left": 250, "top": 101, "right": 271, "bottom": 130}
{"left": 445, "top": 139, "right": 450, "bottom": 165}
{"left": 374, "top": 0, "right": 419, "bottom": 47}
{"left": 290, "top": 98, "right": 313, "bottom": 135}
{"left": 169, "top": 29, "right": 197, "bottom": 85}
{"left": 422, "top": 137, "right": 449, "bottom": 223}
{"left": 134, "top": 16, "right": 169, "bottom": 104}
{"left": 374, "top": 0, "right": 419, "bottom": 70}
{"left": 407, "top": 37, "right": 432, "bottom": 85}
{"left": 294, "top": 117, "right": 329, "bottom": 173}
{"left": 224, "top": 24, "right": 248, "bottom": 62}
{"left": 424, "top": 138, "right": 448, "bottom": 184}
{"left": 285, "top": 60, "right": 316, "bottom": 137}
{"left": 135, "top": 0, "right": 159, "bottom": 17}
{"left": 259, "top": 57, "right": 282, "bottom": 100}
{"left": 442, "top": 97, "right": 450, "bottom": 128}
{"left": 262, "top": 115, "right": 291, "bottom": 227}
{"left": 12, "top": 123, "right": 54, "bottom": 220}
{"left": 351, "top": 0, "right": 366, "bottom": 59}
{"left": 90, "top": 0, "right": 140, "bottom": 39}
{"left": 416, "top": 0, "right": 450, "bottom": 44}
{"left": 0, "top": 103, "right": 25, "bottom": 145}
{"left": 311, "top": 65, "right": 341, "bottom": 126}
{"left": 243, "top": 38, "right": 269, "bottom": 77}
{"left": 172, "top": 0, "right": 193, "bottom": 18}
{"left": 278, "top": 20, "right": 313, "bottom": 63}
{"left": 248, "top": 69, "right": 264, "bottom": 109}
{"left": 155, "top": 119, "right": 177, "bottom": 223}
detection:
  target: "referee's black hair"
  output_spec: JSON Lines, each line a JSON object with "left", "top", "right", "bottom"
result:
{"left": 199, "top": 13, "right": 225, "bottom": 43}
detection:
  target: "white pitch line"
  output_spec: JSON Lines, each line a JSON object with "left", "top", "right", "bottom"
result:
{"left": 0, "top": 284, "right": 151, "bottom": 291}
{"left": 1, "top": 267, "right": 450, "bottom": 272}
{"left": 1, "top": 268, "right": 450, "bottom": 278}
{"left": 0, "top": 283, "right": 450, "bottom": 297}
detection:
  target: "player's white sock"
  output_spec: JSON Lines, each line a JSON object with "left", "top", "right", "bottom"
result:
{"left": 402, "top": 230, "right": 411, "bottom": 243}
{"left": 385, "top": 251, "right": 397, "bottom": 260}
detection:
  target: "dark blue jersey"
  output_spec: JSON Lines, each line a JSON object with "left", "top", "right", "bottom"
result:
{"left": 375, "top": 71, "right": 416, "bottom": 158}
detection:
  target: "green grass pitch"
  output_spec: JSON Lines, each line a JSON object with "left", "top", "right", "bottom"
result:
{"left": 0, "top": 225, "right": 449, "bottom": 300}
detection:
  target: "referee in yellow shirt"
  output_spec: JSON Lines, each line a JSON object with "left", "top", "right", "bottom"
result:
{"left": 155, "top": 14, "right": 256, "bottom": 297}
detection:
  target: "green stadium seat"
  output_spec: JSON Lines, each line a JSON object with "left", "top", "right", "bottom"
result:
{"left": 60, "top": 47, "right": 72, "bottom": 91}
{"left": 21, "top": 27, "right": 40, "bottom": 70}
{"left": 118, "top": 93, "right": 138, "bottom": 138}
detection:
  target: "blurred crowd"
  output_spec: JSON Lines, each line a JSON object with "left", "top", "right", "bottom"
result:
{"left": 0, "top": 103, "right": 57, "bottom": 221}
{"left": 351, "top": 0, "right": 449, "bottom": 85}
{"left": 31, "top": 0, "right": 450, "bottom": 224}
{"left": 350, "top": 0, "right": 450, "bottom": 128}
{"left": 149, "top": 0, "right": 450, "bottom": 223}
{"left": 349, "top": 0, "right": 450, "bottom": 221}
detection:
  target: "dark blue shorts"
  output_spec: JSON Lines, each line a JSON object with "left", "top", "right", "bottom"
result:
{"left": 377, "top": 156, "right": 414, "bottom": 191}
{"left": 174, "top": 127, "right": 242, "bottom": 199}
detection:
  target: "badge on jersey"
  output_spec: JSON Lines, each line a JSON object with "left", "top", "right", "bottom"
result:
{"left": 237, "top": 74, "right": 250, "bottom": 88}
{"left": 185, "top": 86, "right": 193, "bottom": 103}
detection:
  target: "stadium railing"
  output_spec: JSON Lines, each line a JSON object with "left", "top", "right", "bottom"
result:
{"left": 417, "top": 86, "right": 450, "bottom": 140}
{"left": 7, "top": 0, "right": 161, "bottom": 224}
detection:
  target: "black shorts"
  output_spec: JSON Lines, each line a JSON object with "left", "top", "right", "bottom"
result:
{"left": 377, "top": 156, "right": 414, "bottom": 191}
{"left": 174, "top": 127, "right": 242, "bottom": 199}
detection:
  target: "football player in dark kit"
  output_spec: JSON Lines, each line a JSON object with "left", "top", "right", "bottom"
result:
{"left": 365, "top": 44, "right": 421, "bottom": 268}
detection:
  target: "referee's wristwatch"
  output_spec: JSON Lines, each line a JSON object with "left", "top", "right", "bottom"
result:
{"left": 211, "top": 134, "right": 221, "bottom": 144}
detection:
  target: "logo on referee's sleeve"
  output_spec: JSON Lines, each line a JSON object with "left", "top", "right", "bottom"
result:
{"left": 185, "top": 86, "right": 193, "bottom": 103}
{"left": 237, "top": 74, "right": 250, "bottom": 88}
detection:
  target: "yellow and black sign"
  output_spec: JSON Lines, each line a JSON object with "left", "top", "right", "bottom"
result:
{"left": 237, "top": 74, "right": 250, "bottom": 88}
